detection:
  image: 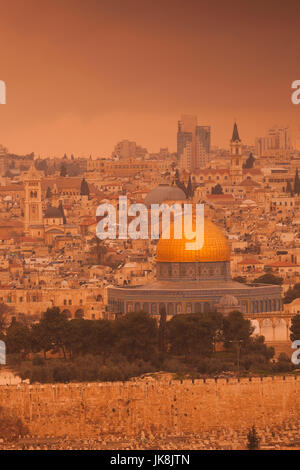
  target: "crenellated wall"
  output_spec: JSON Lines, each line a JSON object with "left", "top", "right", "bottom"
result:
{"left": 1, "top": 376, "right": 299, "bottom": 439}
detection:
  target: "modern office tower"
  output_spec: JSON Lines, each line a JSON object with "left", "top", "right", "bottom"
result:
{"left": 196, "top": 125, "right": 211, "bottom": 154}
{"left": 177, "top": 115, "right": 210, "bottom": 171}
{"left": 112, "top": 140, "right": 147, "bottom": 159}
{"left": 255, "top": 126, "right": 292, "bottom": 157}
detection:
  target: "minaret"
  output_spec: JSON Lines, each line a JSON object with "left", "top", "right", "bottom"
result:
{"left": 230, "top": 122, "right": 243, "bottom": 184}
{"left": 24, "top": 165, "right": 43, "bottom": 233}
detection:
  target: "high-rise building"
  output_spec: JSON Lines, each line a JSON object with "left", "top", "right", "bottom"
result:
{"left": 177, "top": 115, "right": 210, "bottom": 171}
{"left": 196, "top": 125, "right": 211, "bottom": 154}
{"left": 255, "top": 126, "right": 292, "bottom": 157}
{"left": 112, "top": 140, "right": 147, "bottom": 160}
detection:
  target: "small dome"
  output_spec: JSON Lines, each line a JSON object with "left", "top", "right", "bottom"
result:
{"left": 145, "top": 184, "right": 186, "bottom": 207}
{"left": 219, "top": 295, "right": 239, "bottom": 307}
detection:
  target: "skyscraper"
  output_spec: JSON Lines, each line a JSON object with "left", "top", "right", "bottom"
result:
{"left": 177, "top": 115, "right": 210, "bottom": 171}
{"left": 255, "top": 126, "right": 292, "bottom": 157}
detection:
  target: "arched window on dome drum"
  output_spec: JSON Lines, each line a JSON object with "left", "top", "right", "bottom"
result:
{"left": 143, "top": 303, "right": 149, "bottom": 313}
{"left": 135, "top": 302, "right": 141, "bottom": 312}
{"left": 159, "top": 303, "right": 166, "bottom": 314}
{"left": 167, "top": 303, "right": 174, "bottom": 315}
{"left": 195, "top": 302, "right": 201, "bottom": 313}
{"left": 127, "top": 302, "right": 133, "bottom": 313}
{"left": 268, "top": 299, "right": 272, "bottom": 312}
{"left": 151, "top": 303, "right": 157, "bottom": 314}
{"left": 260, "top": 300, "right": 264, "bottom": 313}
{"left": 186, "top": 303, "right": 192, "bottom": 314}
{"left": 264, "top": 300, "right": 268, "bottom": 312}
{"left": 176, "top": 303, "right": 182, "bottom": 314}
{"left": 204, "top": 302, "right": 210, "bottom": 313}
{"left": 272, "top": 299, "right": 277, "bottom": 311}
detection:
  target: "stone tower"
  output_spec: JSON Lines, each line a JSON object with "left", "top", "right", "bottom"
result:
{"left": 230, "top": 122, "right": 243, "bottom": 184}
{"left": 24, "top": 165, "right": 43, "bottom": 233}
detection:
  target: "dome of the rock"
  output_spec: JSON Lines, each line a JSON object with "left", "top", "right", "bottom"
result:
{"left": 156, "top": 218, "right": 230, "bottom": 263}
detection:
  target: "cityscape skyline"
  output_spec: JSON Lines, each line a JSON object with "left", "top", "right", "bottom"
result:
{"left": 1, "top": 0, "right": 300, "bottom": 156}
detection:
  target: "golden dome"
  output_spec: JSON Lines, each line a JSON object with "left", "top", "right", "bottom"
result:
{"left": 156, "top": 218, "right": 230, "bottom": 263}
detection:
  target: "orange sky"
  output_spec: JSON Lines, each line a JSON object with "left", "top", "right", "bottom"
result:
{"left": 1, "top": 0, "right": 300, "bottom": 157}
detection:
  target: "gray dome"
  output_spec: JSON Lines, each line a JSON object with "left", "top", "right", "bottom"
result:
{"left": 144, "top": 184, "right": 186, "bottom": 207}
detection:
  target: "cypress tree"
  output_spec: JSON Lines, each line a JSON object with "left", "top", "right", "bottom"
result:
{"left": 80, "top": 178, "right": 90, "bottom": 196}
{"left": 294, "top": 169, "right": 300, "bottom": 195}
{"left": 187, "top": 175, "right": 194, "bottom": 199}
{"left": 46, "top": 186, "right": 52, "bottom": 199}
{"left": 60, "top": 163, "right": 67, "bottom": 177}
{"left": 246, "top": 426, "right": 260, "bottom": 450}
{"left": 286, "top": 180, "right": 292, "bottom": 194}
{"left": 58, "top": 201, "right": 66, "bottom": 224}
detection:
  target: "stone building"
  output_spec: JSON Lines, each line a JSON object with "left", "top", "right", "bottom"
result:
{"left": 108, "top": 216, "right": 291, "bottom": 349}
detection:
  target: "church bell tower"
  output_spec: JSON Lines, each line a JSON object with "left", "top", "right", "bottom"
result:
{"left": 24, "top": 165, "right": 43, "bottom": 233}
{"left": 230, "top": 122, "right": 243, "bottom": 184}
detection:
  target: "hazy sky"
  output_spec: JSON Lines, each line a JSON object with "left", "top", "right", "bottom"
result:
{"left": 1, "top": 0, "right": 300, "bottom": 156}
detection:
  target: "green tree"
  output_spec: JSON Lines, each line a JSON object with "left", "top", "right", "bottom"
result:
{"left": 63, "top": 318, "right": 95, "bottom": 357}
{"left": 168, "top": 312, "right": 223, "bottom": 359}
{"left": 158, "top": 304, "right": 167, "bottom": 360}
{"left": 90, "top": 319, "right": 116, "bottom": 360}
{"left": 247, "top": 426, "right": 260, "bottom": 450}
{"left": 233, "top": 276, "right": 247, "bottom": 283}
{"left": 294, "top": 169, "right": 300, "bottom": 195}
{"left": 0, "top": 304, "right": 13, "bottom": 336}
{"left": 114, "top": 312, "right": 158, "bottom": 362}
{"left": 58, "top": 201, "right": 66, "bottom": 224}
{"left": 186, "top": 175, "right": 194, "bottom": 199}
{"left": 80, "top": 178, "right": 90, "bottom": 196}
{"left": 60, "top": 163, "right": 67, "bottom": 177}
{"left": 31, "top": 307, "right": 69, "bottom": 359}
{"left": 290, "top": 314, "right": 300, "bottom": 342}
{"left": 211, "top": 183, "right": 223, "bottom": 195}
{"left": 5, "top": 319, "right": 31, "bottom": 358}
{"left": 253, "top": 273, "right": 283, "bottom": 285}
{"left": 223, "top": 311, "right": 254, "bottom": 349}
{"left": 243, "top": 153, "right": 255, "bottom": 169}
{"left": 286, "top": 180, "right": 293, "bottom": 194}
{"left": 46, "top": 186, "right": 52, "bottom": 199}
{"left": 284, "top": 283, "right": 300, "bottom": 304}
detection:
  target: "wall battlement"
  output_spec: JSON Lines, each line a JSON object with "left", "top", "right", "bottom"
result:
{"left": 1, "top": 376, "right": 299, "bottom": 439}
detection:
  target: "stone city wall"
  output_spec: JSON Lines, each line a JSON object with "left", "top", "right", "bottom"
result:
{"left": 0, "top": 376, "right": 299, "bottom": 440}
